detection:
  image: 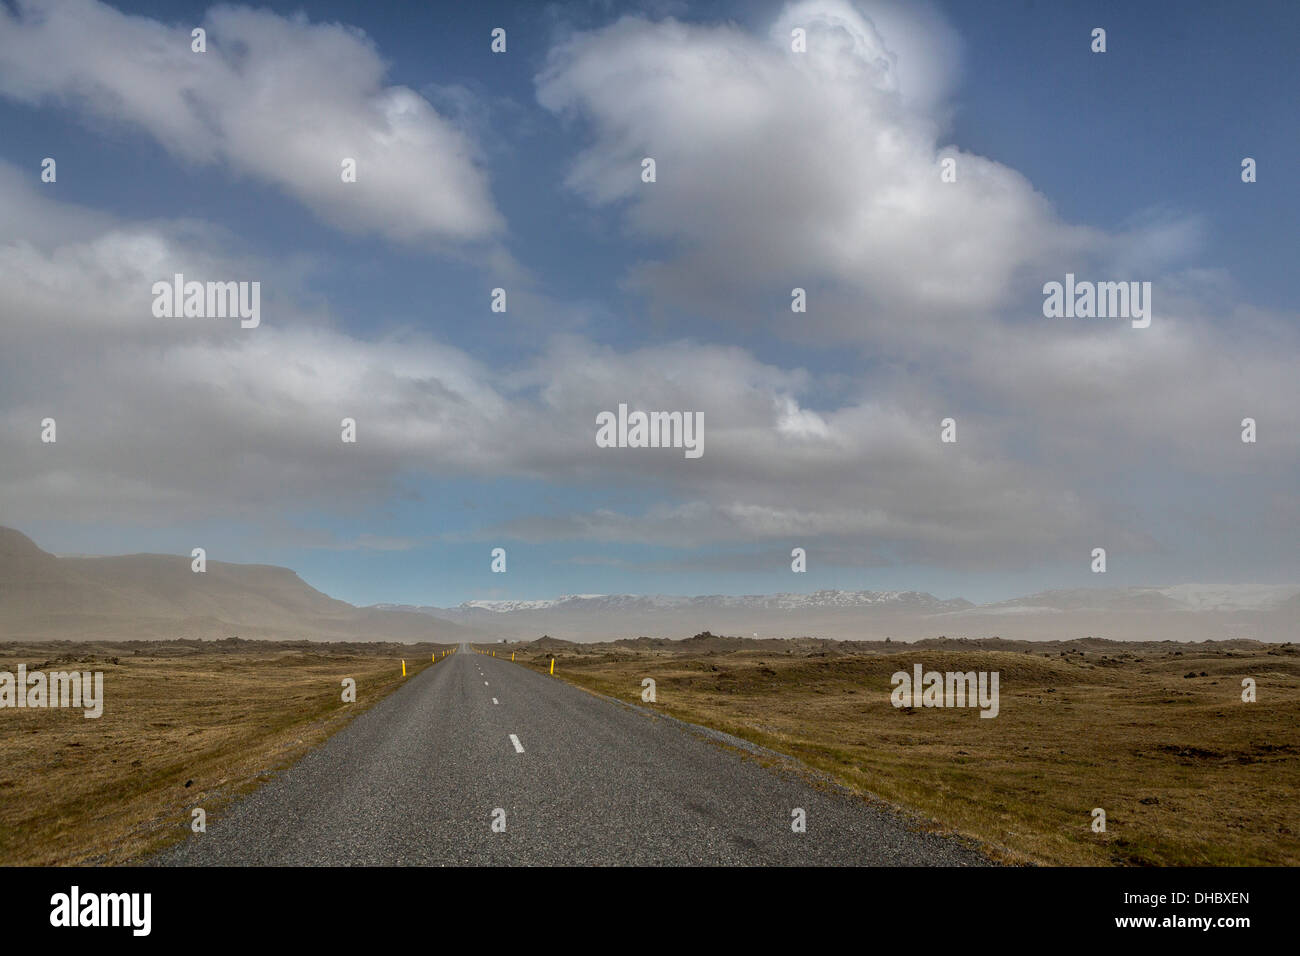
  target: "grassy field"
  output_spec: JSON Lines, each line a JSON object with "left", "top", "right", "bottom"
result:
{"left": 495, "top": 634, "right": 1300, "bottom": 866}
{"left": 0, "top": 638, "right": 453, "bottom": 865}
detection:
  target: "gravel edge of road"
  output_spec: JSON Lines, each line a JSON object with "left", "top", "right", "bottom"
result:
{"left": 127, "top": 658, "right": 443, "bottom": 866}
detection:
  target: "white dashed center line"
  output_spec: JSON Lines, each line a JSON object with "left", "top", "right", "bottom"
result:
{"left": 509, "top": 734, "right": 524, "bottom": 754}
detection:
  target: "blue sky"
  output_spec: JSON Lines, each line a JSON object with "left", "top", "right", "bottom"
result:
{"left": 1, "top": 0, "right": 1296, "bottom": 607}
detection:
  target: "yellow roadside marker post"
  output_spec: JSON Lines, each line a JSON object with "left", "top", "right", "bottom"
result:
{"left": 550, "top": 659, "right": 555, "bottom": 676}
{"left": 511, "top": 653, "right": 515, "bottom": 662}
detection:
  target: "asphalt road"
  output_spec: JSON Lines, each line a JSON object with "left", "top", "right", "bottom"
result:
{"left": 156, "top": 645, "right": 987, "bottom": 865}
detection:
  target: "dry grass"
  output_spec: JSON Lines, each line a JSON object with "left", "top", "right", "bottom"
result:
{"left": 496, "top": 637, "right": 1300, "bottom": 866}
{"left": 0, "top": 638, "right": 453, "bottom": 865}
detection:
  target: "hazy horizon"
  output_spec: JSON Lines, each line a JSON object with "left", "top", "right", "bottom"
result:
{"left": 3, "top": 523, "right": 1294, "bottom": 645}
{"left": 36, "top": 527, "right": 1300, "bottom": 612}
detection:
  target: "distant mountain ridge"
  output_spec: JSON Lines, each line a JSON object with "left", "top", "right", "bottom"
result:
{"left": 451, "top": 590, "right": 976, "bottom": 613}
{"left": 376, "top": 583, "right": 1299, "bottom": 643}
{"left": 0, "top": 526, "right": 480, "bottom": 643}
{"left": 4, "top": 524, "right": 1294, "bottom": 643}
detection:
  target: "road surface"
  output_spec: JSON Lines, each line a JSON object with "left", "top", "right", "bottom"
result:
{"left": 156, "top": 645, "right": 987, "bottom": 865}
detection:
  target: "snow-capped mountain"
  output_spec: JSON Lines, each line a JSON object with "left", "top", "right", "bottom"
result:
{"left": 450, "top": 590, "right": 975, "bottom": 613}
{"left": 373, "top": 584, "right": 1298, "bottom": 643}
